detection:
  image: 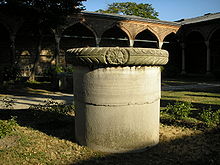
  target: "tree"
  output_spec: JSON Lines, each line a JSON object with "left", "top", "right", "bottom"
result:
{"left": 0, "top": 0, "right": 86, "bottom": 81}
{"left": 96, "top": 2, "right": 158, "bottom": 19}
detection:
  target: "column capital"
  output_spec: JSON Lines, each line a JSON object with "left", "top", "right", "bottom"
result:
{"left": 55, "top": 34, "right": 61, "bottom": 42}
{"left": 95, "top": 37, "right": 101, "bottom": 47}
{"left": 205, "top": 40, "right": 210, "bottom": 47}
{"left": 158, "top": 41, "right": 163, "bottom": 49}
{"left": 9, "top": 33, "right": 16, "bottom": 41}
{"left": 180, "top": 42, "right": 185, "bottom": 48}
{"left": 129, "top": 39, "right": 134, "bottom": 47}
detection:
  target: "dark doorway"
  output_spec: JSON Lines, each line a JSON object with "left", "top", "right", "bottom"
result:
{"left": 134, "top": 29, "right": 158, "bottom": 48}
{"left": 185, "top": 31, "right": 206, "bottom": 74}
{"left": 99, "top": 26, "right": 129, "bottom": 47}
{"left": 60, "top": 23, "right": 96, "bottom": 51}
{"left": 210, "top": 28, "right": 220, "bottom": 76}
{"left": 0, "top": 23, "right": 10, "bottom": 65}
{"left": 162, "top": 33, "right": 181, "bottom": 77}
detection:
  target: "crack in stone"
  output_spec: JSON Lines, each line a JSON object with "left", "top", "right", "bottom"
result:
{"left": 75, "top": 98, "right": 160, "bottom": 107}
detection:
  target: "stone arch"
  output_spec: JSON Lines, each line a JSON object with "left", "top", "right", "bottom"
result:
{"left": 116, "top": 24, "right": 133, "bottom": 41}
{"left": 64, "top": 21, "right": 98, "bottom": 39}
{"left": 134, "top": 28, "right": 158, "bottom": 48}
{"left": 15, "top": 21, "right": 39, "bottom": 54}
{"left": 162, "top": 32, "right": 181, "bottom": 76}
{"left": 15, "top": 21, "right": 41, "bottom": 77}
{"left": 185, "top": 31, "right": 206, "bottom": 74}
{"left": 0, "top": 22, "right": 10, "bottom": 65}
{"left": 60, "top": 22, "right": 96, "bottom": 50}
{"left": 184, "top": 28, "right": 205, "bottom": 41}
{"left": 39, "top": 25, "right": 57, "bottom": 72}
{"left": 209, "top": 28, "right": 220, "bottom": 76}
{"left": 162, "top": 30, "right": 178, "bottom": 43}
{"left": 99, "top": 25, "right": 130, "bottom": 47}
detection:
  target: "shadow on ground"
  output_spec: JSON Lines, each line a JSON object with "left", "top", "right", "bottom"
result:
{"left": 72, "top": 127, "right": 220, "bottom": 165}
{"left": 0, "top": 109, "right": 76, "bottom": 142}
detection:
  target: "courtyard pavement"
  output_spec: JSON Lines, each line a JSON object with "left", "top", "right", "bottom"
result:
{"left": 162, "top": 82, "right": 220, "bottom": 91}
{"left": 0, "top": 89, "right": 73, "bottom": 109}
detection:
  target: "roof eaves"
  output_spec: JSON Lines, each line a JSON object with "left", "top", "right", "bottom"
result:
{"left": 82, "top": 11, "right": 181, "bottom": 26}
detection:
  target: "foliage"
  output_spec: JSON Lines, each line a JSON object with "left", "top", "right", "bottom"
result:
{"left": 0, "top": 97, "right": 15, "bottom": 109}
{"left": 0, "top": 64, "right": 21, "bottom": 84}
{"left": 29, "top": 99, "right": 74, "bottom": 115}
{"left": 44, "top": 65, "right": 74, "bottom": 78}
{"left": 164, "top": 101, "right": 192, "bottom": 119}
{"left": 65, "top": 65, "right": 75, "bottom": 73}
{"left": 96, "top": 2, "right": 158, "bottom": 19}
{"left": 0, "top": 117, "right": 17, "bottom": 139}
{"left": 199, "top": 107, "right": 220, "bottom": 127}
{"left": 0, "top": 0, "right": 86, "bottom": 14}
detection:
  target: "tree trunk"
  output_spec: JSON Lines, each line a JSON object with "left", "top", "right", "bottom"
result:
{"left": 9, "top": 34, "right": 16, "bottom": 65}
{"left": 29, "top": 34, "right": 42, "bottom": 81}
{"left": 54, "top": 34, "right": 61, "bottom": 66}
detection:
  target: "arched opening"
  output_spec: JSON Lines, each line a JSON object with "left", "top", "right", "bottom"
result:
{"left": 15, "top": 21, "right": 40, "bottom": 77}
{"left": 39, "top": 26, "right": 56, "bottom": 76}
{"left": 134, "top": 29, "right": 158, "bottom": 48}
{"left": 0, "top": 23, "right": 10, "bottom": 65}
{"left": 60, "top": 23, "right": 96, "bottom": 51}
{"left": 185, "top": 31, "right": 206, "bottom": 74}
{"left": 162, "top": 33, "right": 181, "bottom": 77}
{"left": 210, "top": 28, "right": 220, "bottom": 77}
{"left": 99, "top": 26, "right": 129, "bottom": 47}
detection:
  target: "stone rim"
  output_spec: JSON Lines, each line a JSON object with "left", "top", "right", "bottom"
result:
{"left": 66, "top": 47, "right": 169, "bottom": 66}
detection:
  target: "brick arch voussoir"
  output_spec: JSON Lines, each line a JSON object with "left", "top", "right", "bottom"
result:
{"left": 162, "top": 31, "right": 178, "bottom": 42}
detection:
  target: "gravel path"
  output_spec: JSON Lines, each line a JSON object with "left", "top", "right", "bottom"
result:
{"left": 0, "top": 90, "right": 73, "bottom": 109}
{"left": 162, "top": 82, "right": 220, "bottom": 91}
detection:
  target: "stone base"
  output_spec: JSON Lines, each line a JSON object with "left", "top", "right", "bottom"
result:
{"left": 73, "top": 66, "right": 161, "bottom": 153}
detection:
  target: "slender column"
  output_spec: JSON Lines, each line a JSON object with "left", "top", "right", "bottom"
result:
{"left": 129, "top": 39, "right": 134, "bottom": 47}
{"left": 95, "top": 37, "right": 101, "bottom": 47}
{"left": 157, "top": 41, "right": 163, "bottom": 49}
{"left": 181, "top": 43, "right": 186, "bottom": 74}
{"left": 205, "top": 40, "right": 211, "bottom": 75}
{"left": 9, "top": 34, "right": 16, "bottom": 64}
{"left": 55, "top": 34, "right": 61, "bottom": 66}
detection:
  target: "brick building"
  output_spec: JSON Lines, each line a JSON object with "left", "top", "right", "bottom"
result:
{"left": 0, "top": 11, "right": 219, "bottom": 77}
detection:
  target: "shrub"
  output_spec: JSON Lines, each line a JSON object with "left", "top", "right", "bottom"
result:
{"left": 0, "top": 117, "right": 17, "bottom": 139}
{"left": 164, "top": 101, "right": 192, "bottom": 119}
{"left": 0, "top": 64, "right": 21, "bottom": 83}
{"left": 199, "top": 107, "right": 220, "bottom": 127}
{"left": 29, "top": 99, "right": 74, "bottom": 115}
{"left": 0, "top": 97, "right": 15, "bottom": 109}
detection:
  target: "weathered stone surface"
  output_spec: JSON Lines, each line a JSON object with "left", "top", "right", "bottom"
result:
{"left": 66, "top": 47, "right": 168, "bottom": 66}
{"left": 73, "top": 66, "right": 161, "bottom": 153}
{"left": 73, "top": 66, "right": 161, "bottom": 106}
{"left": 69, "top": 47, "right": 168, "bottom": 153}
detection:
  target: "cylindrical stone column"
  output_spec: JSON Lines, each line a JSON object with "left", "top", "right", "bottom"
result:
{"left": 66, "top": 47, "right": 168, "bottom": 153}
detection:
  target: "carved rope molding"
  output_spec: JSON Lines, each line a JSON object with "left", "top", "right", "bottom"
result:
{"left": 66, "top": 47, "right": 169, "bottom": 66}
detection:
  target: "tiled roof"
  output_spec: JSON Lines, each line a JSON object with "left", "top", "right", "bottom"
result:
{"left": 176, "top": 12, "right": 220, "bottom": 25}
{"left": 82, "top": 11, "right": 181, "bottom": 26}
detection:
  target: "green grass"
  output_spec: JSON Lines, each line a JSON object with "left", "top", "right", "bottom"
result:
{"left": 161, "top": 91, "right": 220, "bottom": 108}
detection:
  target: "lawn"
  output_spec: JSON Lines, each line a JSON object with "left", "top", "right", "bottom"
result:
{"left": 0, "top": 79, "right": 219, "bottom": 165}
